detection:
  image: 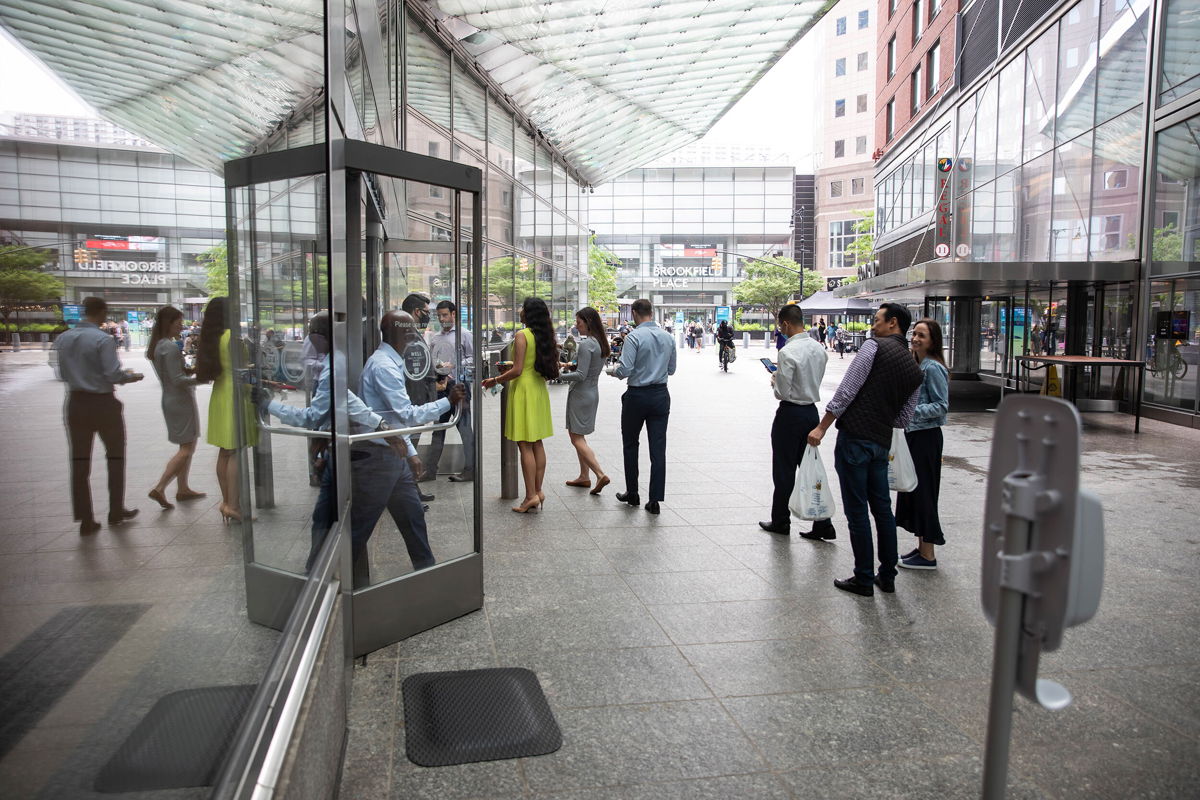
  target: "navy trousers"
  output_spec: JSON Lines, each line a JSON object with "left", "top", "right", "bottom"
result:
{"left": 621, "top": 384, "right": 670, "bottom": 502}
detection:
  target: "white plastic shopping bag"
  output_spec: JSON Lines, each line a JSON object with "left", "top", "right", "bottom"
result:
{"left": 888, "top": 428, "right": 919, "bottom": 492}
{"left": 789, "top": 446, "right": 836, "bottom": 521}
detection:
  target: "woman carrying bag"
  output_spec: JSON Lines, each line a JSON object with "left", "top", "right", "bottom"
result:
{"left": 895, "top": 318, "right": 949, "bottom": 570}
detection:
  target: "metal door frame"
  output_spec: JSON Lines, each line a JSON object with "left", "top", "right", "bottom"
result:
{"left": 223, "top": 139, "right": 484, "bottom": 653}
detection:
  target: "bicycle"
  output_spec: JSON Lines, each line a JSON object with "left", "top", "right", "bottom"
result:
{"left": 1146, "top": 348, "right": 1188, "bottom": 380}
{"left": 718, "top": 341, "right": 734, "bottom": 372}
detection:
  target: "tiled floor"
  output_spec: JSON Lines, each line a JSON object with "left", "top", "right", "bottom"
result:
{"left": 339, "top": 342, "right": 1200, "bottom": 800}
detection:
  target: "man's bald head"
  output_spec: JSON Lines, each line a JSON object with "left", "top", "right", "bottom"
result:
{"left": 381, "top": 310, "right": 420, "bottom": 349}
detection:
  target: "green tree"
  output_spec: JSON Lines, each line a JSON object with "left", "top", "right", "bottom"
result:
{"left": 1149, "top": 224, "right": 1184, "bottom": 261}
{"left": 0, "top": 246, "right": 65, "bottom": 326}
{"left": 731, "top": 256, "right": 823, "bottom": 316}
{"left": 485, "top": 256, "right": 537, "bottom": 318}
{"left": 587, "top": 237, "right": 619, "bottom": 314}
{"left": 199, "top": 243, "right": 228, "bottom": 297}
{"left": 845, "top": 210, "right": 875, "bottom": 268}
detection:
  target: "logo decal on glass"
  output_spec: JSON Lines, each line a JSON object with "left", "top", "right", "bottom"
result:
{"left": 403, "top": 339, "right": 432, "bottom": 381}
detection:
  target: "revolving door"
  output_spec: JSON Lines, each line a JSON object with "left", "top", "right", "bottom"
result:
{"left": 224, "top": 140, "right": 483, "bottom": 656}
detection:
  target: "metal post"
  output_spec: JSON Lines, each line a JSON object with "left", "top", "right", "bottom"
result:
{"left": 982, "top": 512, "right": 1031, "bottom": 800}
{"left": 41, "top": 333, "right": 49, "bottom": 350}
{"left": 10, "top": 332, "right": 20, "bottom": 352}
{"left": 742, "top": 331, "right": 750, "bottom": 349}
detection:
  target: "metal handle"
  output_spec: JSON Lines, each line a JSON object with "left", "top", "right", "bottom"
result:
{"left": 344, "top": 404, "right": 464, "bottom": 443}
{"left": 259, "top": 423, "right": 332, "bottom": 440}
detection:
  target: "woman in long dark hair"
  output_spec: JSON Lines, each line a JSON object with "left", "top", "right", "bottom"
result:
{"left": 146, "top": 306, "right": 205, "bottom": 508}
{"left": 196, "top": 297, "right": 257, "bottom": 522}
{"left": 560, "top": 306, "right": 611, "bottom": 494}
{"left": 482, "top": 296, "right": 558, "bottom": 512}
{"left": 896, "top": 318, "right": 949, "bottom": 570}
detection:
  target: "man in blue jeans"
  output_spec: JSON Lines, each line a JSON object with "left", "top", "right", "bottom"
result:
{"left": 807, "top": 303, "right": 923, "bottom": 596}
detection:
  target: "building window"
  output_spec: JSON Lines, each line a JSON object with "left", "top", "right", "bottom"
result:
{"left": 890, "top": 0, "right": 899, "bottom": 17}
{"left": 852, "top": 177, "right": 865, "bottom": 194}
{"left": 829, "top": 219, "right": 862, "bottom": 268}
{"left": 856, "top": 135, "right": 868, "bottom": 155}
{"left": 887, "top": 36, "right": 896, "bottom": 78}
{"left": 835, "top": 58, "right": 846, "bottom": 77}
{"left": 857, "top": 52, "right": 869, "bottom": 71}
{"left": 836, "top": 16, "right": 846, "bottom": 35}
{"left": 910, "top": 65, "right": 922, "bottom": 114}
{"left": 834, "top": 139, "right": 845, "bottom": 158}
{"left": 886, "top": 98, "right": 896, "bottom": 141}
{"left": 1104, "top": 169, "right": 1128, "bottom": 189}
{"left": 912, "top": 0, "right": 925, "bottom": 43}
{"left": 927, "top": 41, "right": 940, "bottom": 98}
{"left": 835, "top": 99, "right": 846, "bottom": 117}
{"left": 830, "top": 180, "right": 843, "bottom": 198}
{"left": 1102, "top": 215, "right": 1122, "bottom": 250}
{"left": 930, "top": 0, "right": 942, "bottom": 19}
{"left": 858, "top": 9, "right": 870, "bottom": 28}
{"left": 1162, "top": 210, "right": 1180, "bottom": 230}
{"left": 428, "top": 141, "right": 440, "bottom": 157}
{"left": 857, "top": 94, "right": 868, "bottom": 113}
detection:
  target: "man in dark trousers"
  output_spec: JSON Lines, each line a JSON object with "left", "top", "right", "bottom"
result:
{"left": 611, "top": 298, "right": 676, "bottom": 514}
{"left": 759, "top": 304, "right": 835, "bottom": 539}
{"left": 399, "top": 293, "right": 439, "bottom": 500}
{"left": 57, "top": 297, "right": 144, "bottom": 534}
{"left": 808, "top": 303, "right": 923, "bottom": 597}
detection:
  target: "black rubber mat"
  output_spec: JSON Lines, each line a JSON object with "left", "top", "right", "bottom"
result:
{"left": 94, "top": 684, "right": 257, "bottom": 792}
{"left": 402, "top": 667, "right": 562, "bottom": 767}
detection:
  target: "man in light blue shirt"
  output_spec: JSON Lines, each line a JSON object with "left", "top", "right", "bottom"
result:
{"left": 610, "top": 299, "right": 676, "bottom": 514}
{"left": 424, "top": 299, "right": 476, "bottom": 481}
{"left": 348, "top": 310, "right": 467, "bottom": 583}
{"left": 57, "top": 296, "right": 144, "bottom": 534}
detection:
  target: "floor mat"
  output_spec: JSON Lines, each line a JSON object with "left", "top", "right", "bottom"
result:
{"left": 94, "top": 684, "right": 257, "bottom": 792}
{"left": 402, "top": 668, "right": 562, "bottom": 767}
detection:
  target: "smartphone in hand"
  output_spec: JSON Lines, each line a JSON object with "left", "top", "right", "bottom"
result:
{"left": 759, "top": 357, "right": 778, "bottom": 374}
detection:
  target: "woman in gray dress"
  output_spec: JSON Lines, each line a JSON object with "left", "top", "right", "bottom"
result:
{"left": 146, "top": 306, "right": 205, "bottom": 509}
{"left": 561, "top": 306, "right": 611, "bottom": 494}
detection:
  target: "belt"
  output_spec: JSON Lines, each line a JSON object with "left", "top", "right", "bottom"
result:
{"left": 627, "top": 382, "right": 667, "bottom": 389}
{"left": 779, "top": 400, "right": 815, "bottom": 408}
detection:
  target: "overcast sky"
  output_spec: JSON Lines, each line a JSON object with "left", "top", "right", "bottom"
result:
{"left": 0, "top": 24, "right": 819, "bottom": 170}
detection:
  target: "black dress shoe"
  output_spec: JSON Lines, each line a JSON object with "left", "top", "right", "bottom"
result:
{"left": 644, "top": 501, "right": 660, "bottom": 515}
{"left": 834, "top": 577, "right": 873, "bottom": 597}
{"left": 80, "top": 519, "right": 101, "bottom": 535}
{"left": 616, "top": 491, "right": 640, "bottom": 507}
{"left": 418, "top": 491, "right": 435, "bottom": 502}
{"left": 448, "top": 472, "right": 474, "bottom": 482}
{"left": 417, "top": 473, "right": 436, "bottom": 483}
{"left": 107, "top": 508, "right": 138, "bottom": 525}
{"left": 758, "top": 520, "right": 790, "bottom": 535}
{"left": 799, "top": 522, "right": 836, "bottom": 540}
{"left": 874, "top": 575, "right": 895, "bottom": 593}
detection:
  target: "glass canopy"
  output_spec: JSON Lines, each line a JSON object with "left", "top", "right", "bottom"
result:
{"left": 1, "top": 0, "right": 829, "bottom": 183}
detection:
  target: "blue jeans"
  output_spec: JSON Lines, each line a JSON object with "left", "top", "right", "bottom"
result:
{"left": 834, "top": 433, "right": 897, "bottom": 585}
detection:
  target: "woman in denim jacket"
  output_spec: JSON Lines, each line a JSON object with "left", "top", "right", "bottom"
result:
{"left": 896, "top": 318, "right": 949, "bottom": 570}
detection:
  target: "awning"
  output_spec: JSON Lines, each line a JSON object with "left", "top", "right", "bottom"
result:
{"left": 835, "top": 259, "right": 1141, "bottom": 302}
{"left": 797, "top": 290, "right": 876, "bottom": 316}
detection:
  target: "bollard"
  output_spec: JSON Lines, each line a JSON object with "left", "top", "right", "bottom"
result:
{"left": 764, "top": 331, "right": 772, "bottom": 349}
{"left": 41, "top": 333, "right": 50, "bottom": 351}
{"left": 742, "top": 331, "right": 750, "bottom": 349}
{"left": 489, "top": 349, "right": 519, "bottom": 499}
{"left": 10, "top": 332, "right": 19, "bottom": 352}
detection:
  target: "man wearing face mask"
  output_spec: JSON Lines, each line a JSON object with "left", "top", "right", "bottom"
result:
{"left": 400, "top": 293, "right": 443, "bottom": 485}
{"left": 425, "top": 299, "right": 476, "bottom": 482}
{"left": 256, "top": 311, "right": 398, "bottom": 581}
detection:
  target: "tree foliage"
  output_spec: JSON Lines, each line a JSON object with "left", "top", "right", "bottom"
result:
{"left": 845, "top": 210, "right": 875, "bottom": 267}
{"left": 731, "top": 256, "right": 823, "bottom": 316}
{"left": 199, "top": 243, "right": 228, "bottom": 297}
{"left": 485, "top": 256, "right": 538, "bottom": 314}
{"left": 587, "top": 237, "right": 619, "bottom": 314}
{"left": 0, "top": 246, "right": 65, "bottom": 323}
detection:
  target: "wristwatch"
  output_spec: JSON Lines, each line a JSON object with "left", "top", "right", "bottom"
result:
{"left": 375, "top": 419, "right": 392, "bottom": 433}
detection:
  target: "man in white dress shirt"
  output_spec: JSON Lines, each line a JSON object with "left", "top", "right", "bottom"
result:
{"left": 759, "top": 303, "right": 836, "bottom": 539}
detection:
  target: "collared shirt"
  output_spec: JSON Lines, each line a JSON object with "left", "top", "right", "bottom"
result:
{"left": 361, "top": 342, "right": 451, "bottom": 454}
{"left": 56, "top": 321, "right": 134, "bottom": 393}
{"left": 428, "top": 326, "right": 474, "bottom": 378}
{"left": 267, "top": 353, "right": 380, "bottom": 432}
{"left": 825, "top": 337, "right": 919, "bottom": 427}
{"left": 613, "top": 321, "right": 676, "bottom": 386}
{"left": 773, "top": 332, "right": 827, "bottom": 405}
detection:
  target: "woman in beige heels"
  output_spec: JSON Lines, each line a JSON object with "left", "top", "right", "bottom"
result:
{"left": 560, "top": 307, "right": 610, "bottom": 495}
{"left": 146, "top": 306, "right": 206, "bottom": 510}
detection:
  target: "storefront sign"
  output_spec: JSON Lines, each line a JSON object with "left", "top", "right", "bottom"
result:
{"left": 935, "top": 156, "right": 953, "bottom": 255}
{"left": 715, "top": 306, "right": 732, "bottom": 324}
{"left": 75, "top": 259, "right": 169, "bottom": 285}
{"left": 954, "top": 157, "right": 974, "bottom": 256}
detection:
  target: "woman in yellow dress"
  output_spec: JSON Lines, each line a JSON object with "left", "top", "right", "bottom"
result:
{"left": 195, "top": 297, "right": 258, "bottom": 522}
{"left": 482, "top": 297, "right": 558, "bottom": 512}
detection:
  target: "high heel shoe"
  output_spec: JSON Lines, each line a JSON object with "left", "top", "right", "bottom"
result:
{"left": 589, "top": 475, "right": 610, "bottom": 496}
{"left": 511, "top": 497, "right": 541, "bottom": 513}
{"left": 565, "top": 478, "right": 591, "bottom": 488}
{"left": 175, "top": 490, "right": 207, "bottom": 501}
{"left": 219, "top": 503, "right": 243, "bottom": 523}
{"left": 148, "top": 489, "right": 174, "bottom": 509}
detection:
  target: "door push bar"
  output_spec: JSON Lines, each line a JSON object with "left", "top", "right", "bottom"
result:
{"left": 257, "top": 405, "right": 463, "bottom": 443}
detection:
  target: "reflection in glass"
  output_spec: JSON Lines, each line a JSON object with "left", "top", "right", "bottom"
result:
{"left": 1160, "top": 0, "right": 1200, "bottom": 104}
{"left": 1055, "top": 0, "right": 1099, "bottom": 145}
{"left": 1092, "top": 106, "right": 1143, "bottom": 260}
{"left": 1021, "top": 151, "right": 1054, "bottom": 261}
{"left": 1096, "top": 0, "right": 1149, "bottom": 124}
{"left": 1051, "top": 133, "right": 1092, "bottom": 261}
{"left": 1024, "top": 24, "right": 1057, "bottom": 163}
{"left": 406, "top": 15, "right": 451, "bottom": 131}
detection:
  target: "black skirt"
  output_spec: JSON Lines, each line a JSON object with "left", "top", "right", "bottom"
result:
{"left": 895, "top": 426, "right": 945, "bottom": 546}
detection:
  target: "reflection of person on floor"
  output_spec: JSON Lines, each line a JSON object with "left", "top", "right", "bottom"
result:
{"left": 254, "top": 311, "right": 396, "bottom": 583}
{"left": 353, "top": 310, "right": 466, "bottom": 585}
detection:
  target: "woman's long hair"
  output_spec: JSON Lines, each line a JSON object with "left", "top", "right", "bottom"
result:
{"left": 521, "top": 297, "right": 559, "bottom": 380}
{"left": 195, "top": 297, "right": 228, "bottom": 384}
{"left": 576, "top": 306, "right": 610, "bottom": 358}
{"left": 145, "top": 305, "right": 183, "bottom": 360}
{"left": 913, "top": 317, "right": 946, "bottom": 367}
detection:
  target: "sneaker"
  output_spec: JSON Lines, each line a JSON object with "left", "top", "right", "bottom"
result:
{"left": 899, "top": 554, "right": 938, "bottom": 570}
{"left": 901, "top": 548, "right": 921, "bottom": 561}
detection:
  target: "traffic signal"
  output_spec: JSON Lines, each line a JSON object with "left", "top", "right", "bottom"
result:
{"left": 710, "top": 256, "right": 722, "bottom": 274}
{"left": 73, "top": 247, "right": 88, "bottom": 265}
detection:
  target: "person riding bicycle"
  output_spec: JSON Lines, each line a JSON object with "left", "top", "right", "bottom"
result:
{"left": 717, "top": 320, "right": 735, "bottom": 368}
